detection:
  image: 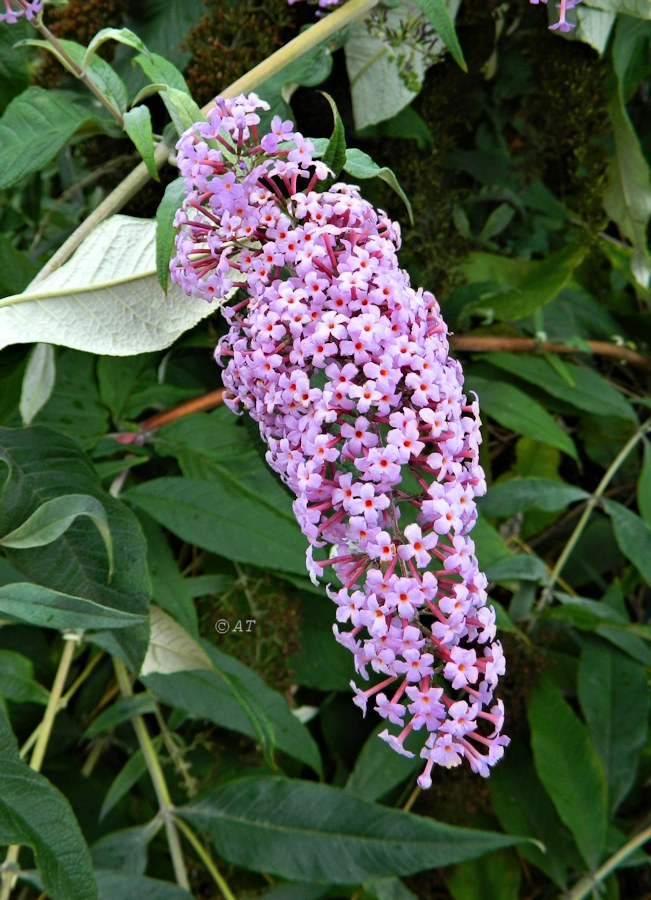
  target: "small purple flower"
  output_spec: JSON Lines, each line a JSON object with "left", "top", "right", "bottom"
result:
{"left": 170, "top": 93, "right": 509, "bottom": 785}
{"left": 530, "top": 0, "right": 582, "bottom": 31}
{"left": 1, "top": 0, "right": 41, "bottom": 22}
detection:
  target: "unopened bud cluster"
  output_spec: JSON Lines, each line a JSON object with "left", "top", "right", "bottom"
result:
{"left": 171, "top": 93, "right": 508, "bottom": 785}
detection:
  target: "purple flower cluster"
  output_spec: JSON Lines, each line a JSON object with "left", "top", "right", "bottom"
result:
{"left": 171, "top": 93, "right": 508, "bottom": 785}
{"left": 530, "top": 0, "right": 583, "bottom": 32}
{"left": 0, "top": 0, "right": 41, "bottom": 23}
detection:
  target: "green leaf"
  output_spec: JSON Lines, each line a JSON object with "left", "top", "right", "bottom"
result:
{"left": 0, "top": 17, "right": 30, "bottom": 114}
{"left": 140, "top": 607, "right": 213, "bottom": 676}
{"left": 575, "top": 5, "right": 616, "bottom": 55}
{"left": 0, "top": 650, "right": 49, "bottom": 705}
{"left": 637, "top": 438, "right": 651, "bottom": 526}
{"left": 91, "top": 821, "right": 158, "bottom": 876}
{"left": 478, "top": 477, "right": 588, "bottom": 517}
{"left": 346, "top": 722, "right": 420, "bottom": 801}
{"left": 358, "top": 103, "right": 433, "bottom": 151}
{"left": 0, "top": 426, "right": 150, "bottom": 668}
{"left": 446, "top": 850, "right": 521, "bottom": 900}
{"left": 0, "top": 494, "right": 114, "bottom": 581}
{"left": 153, "top": 409, "right": 298, "bottom": 527}
{"left": 544, "top": 594, "right": 627, "bottom": 631}
{"left": 114, "top": 0, "right": 203, "bottom": 92}
{"left": 468, "top": 376, "right": 578, "bottom": 459}
{"left": 604, "top": 65, "right": 651, "bottom": 286}
{"left": 125, "top": 476, "right": 307, "bottom": 575}
{"left": 30, "top": 351, "right": 108, "bottom": 451}
{"left": 179, "top": 776, "right": 525, "bottom": 883}
{"left": 144, "top": 641, "right": 322, "bottom": 775}
{"left": 84, "top": 694, "right": 157, "bottom": 738}
{"left": 133, "top": 51, "right": 192, "bottom": 96}
{"left": 413, "top": 0, "right": 467, "bottom": 71}
{"left": 0, "top": 233, "right": 38, "bottom": 298}
{"left": 0, "top": 216, "right": 216, "bottom": 355}
{"left": 343, "top": 148, "right": 413, "bottom": 224}
{"left": 528, "top": 675, "right": 608, "bottom": 869}
{"left": 363, "top": 878, "right": 417, "bottom": 900}
{"left": 484, "top": 554, "right": 548, "bottom": 584}
{"left": 479, "top": 203, "right": 515, "bottom": 242}
{"left": 58, "top": 39, "right": 128, "bottom": 115}
{"left": 160, "top": 86, "right": 205, "bottom": 136}
{"left": 489, "top": 741, "right": 574, "bottom": 889}
{"left": 100, "top": 746, "right": 152, "bottom": 820}
{"left": 96, "top": 353, "right": 157, "bottom": 425}
{"left": 0, "top": 583, "right": 147, "bottom": 631}
{"left": 83, "top": 27, "right": 150, "bottom": 70}
{"left": 95, "top": 871, "right": 192, "bottom": 899}
{"left": 577, "top": 637, "right": 649, "bottom": 811}
{"left": 156, "top": 177, "right": 185, "bottom": 292}
{"left": 123, "top": 106, "right": 159, "bottom": 181}
{"left": 594, "top": 0, "right": 651, "bottom": 16}
{"left": 319, "top": 92, "right": 346, "bottom": 179}
{"left": 137, "top": 513, "right": 198, "bottom": 637}
{"left": 20, "top": 343, "right": 56, "bottom": 426}
{"left": 0, "top": 708, "right": 97, "bottom": 900}
{"left": 456, "top": 243, "right": 588, "bottom": 321}
{"left": 485, "top": 354, "right": 637, "bottom": 422}
{"left": 602, "top": 498, "right": 651, "bottom": 586}
{"left": 290, "top": 591, "right": 353, "bottom": 691}
{"left": 0, "top": 86, "right": 112, "bottom": 190}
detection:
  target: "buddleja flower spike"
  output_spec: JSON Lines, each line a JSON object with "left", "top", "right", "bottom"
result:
{"left": 171, "top": 93, "right": 509, "bottom": 787}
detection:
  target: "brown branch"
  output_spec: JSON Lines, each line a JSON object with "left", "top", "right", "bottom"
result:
{"left": 450, "top": 335, "right": 651, "bottom": 375}
{"left": 140, "top": 389, "right": 224, "bottom": 432}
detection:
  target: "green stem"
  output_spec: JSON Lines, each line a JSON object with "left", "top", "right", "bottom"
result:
{"left": 19, "top": 649, "right": 104, "bottom": 760}
{"left": 30, "top": 637, "right": 78, "bottom": 772}
{"left": 564, "top": 822, "right": 651, "bottom": 900}
{"left": 113, "top": 659, "right": 190, "bottom": 892}
{"left": 536, "top": 417, "right": 651, "bottom": 614}
{"left": 32, "top": 0, "right": 381, "bottom": 284}
{"left": 174, "top": 815, "right": 236, "bottom": 900}
{"left": 34, "top": 19, "right": 124, "bottom": 126}
{"left": 0, "top": 635, "right": 79, "bottom": 900}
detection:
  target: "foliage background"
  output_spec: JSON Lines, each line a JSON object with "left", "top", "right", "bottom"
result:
{"left": 0, "top": 0, "right": 650, "bottom": 898}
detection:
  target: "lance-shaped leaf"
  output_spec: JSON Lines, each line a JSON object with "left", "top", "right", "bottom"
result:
{"left": 156, "top": 178, "right": 185, "bottom": 292}
{"left": 179, "top": 776, "right": 526, "bottom": 883}
{"left": 0, "top": 707, "right": 97, "bottom": 900}
{"left": 123, "top": 105, "right": 159, "bottom": 181}
{"left": 145, "top": 641, "right": 322, "bottom": 775}
{"left": 0, "top": 426, "right": 150, "bottom": 669}
{"left": 414, "top": 0, "right": 466, "bottom": 71}
{"left": 83, "top": 26, "right": 150, "bottom": 70}
{"left": 0, "top": 494, "right": 114, "bottom": 581}
{"left": 603, "top": 18, "right": 651, "bottom": 288}
{"left": 0, "top": 86, "right": 113, "bottom": 190}
{"left": 0, "top": 583, "right": 148, "bottom": 632}
{"left": 0, "top": 216, "right": 217, "bottom": 356}
{"left": 320, "top": 92, "right": 346, "bottom": 179}
{"left": 528, "top": 675, "right": 608, "bottom": 870}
